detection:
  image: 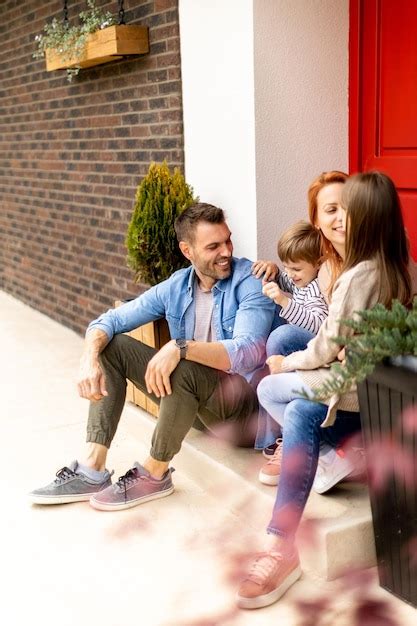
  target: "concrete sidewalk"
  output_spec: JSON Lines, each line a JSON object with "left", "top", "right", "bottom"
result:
{"left": 1, "top": 290, "right": 415, "bottom": 626}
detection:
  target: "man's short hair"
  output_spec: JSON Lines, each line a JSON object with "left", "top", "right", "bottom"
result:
{"left": 277, "top": 220, "right": 321, "bottom": 265}
{"left": 174, "top": 203, "right": 225, "bottom": 242}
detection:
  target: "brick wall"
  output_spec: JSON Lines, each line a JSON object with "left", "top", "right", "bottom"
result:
{"left": 0, "top": 0, "right": 184, "bottom": 335}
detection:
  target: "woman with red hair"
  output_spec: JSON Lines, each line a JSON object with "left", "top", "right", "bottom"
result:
{"left": 253, "top": 171, "right": 350, "bottom": 465}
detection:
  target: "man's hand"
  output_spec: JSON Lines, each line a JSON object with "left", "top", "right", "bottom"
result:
{"left": 262, "top": 281, "right": 289, "bottom": 308}
{"left": 266, "top": 354, "right": 285, "bottom": 374}
{"left": 145, "top": 340, "right": 181, "bottom": 398}
{"left": 252, "top": 259, "right": 279, "bottom": 281}
{"left": 77, "top": 354, "right": 108, "bottom": 401}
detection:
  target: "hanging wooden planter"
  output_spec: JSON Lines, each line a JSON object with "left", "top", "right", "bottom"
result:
{"left": 45, "top": 24, "right": 149, "bottom": 71}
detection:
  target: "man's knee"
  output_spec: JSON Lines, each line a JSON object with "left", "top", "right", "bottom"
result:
{"left": 170, "top": 359, "right": 218, "bottom": 400}
{"left": 256, "top": 375, "right": 274, "bottom": 406}
{"left": 100, "top": 334, "right": 131, "bottom": 362}
{"left": 99, "top": 334, "right": 154, "bottom": 372}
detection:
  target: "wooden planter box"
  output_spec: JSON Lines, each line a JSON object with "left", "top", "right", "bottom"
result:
{"left": 358, "top": 356, "right": 417, "bottom": 608}
{"left": 115, "top": 301, "right": 170, "bottom": 417}
{"left": 125, "top": 318, "right": 170, "bottom": 417}
{"left": 45, "top": 24, "right": 149, "bottom": 71}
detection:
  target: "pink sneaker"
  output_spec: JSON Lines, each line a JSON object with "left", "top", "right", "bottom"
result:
{"left": 258, "top": 438, "right": 283, "bottom": 485}
{"left": 237, "top": 549, "right": 301, "bottom": 609}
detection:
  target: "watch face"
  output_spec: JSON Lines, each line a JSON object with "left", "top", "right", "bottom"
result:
{"left": 176, "top": 338, "right": 187, "bottom": 348}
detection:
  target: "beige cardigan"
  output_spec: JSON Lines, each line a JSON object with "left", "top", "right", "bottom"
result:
{"left": 281, "top": 259, "right": 381, "bottom": 427}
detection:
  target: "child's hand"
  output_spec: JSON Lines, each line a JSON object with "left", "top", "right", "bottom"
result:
{"left": 337, "top": 348, "right": 346, "bottom": 364}
{"left": 262, "top": 281, "right": 289, "bottom": 308}
{"left": 266, "top": 355, "right": 285, "bottom": 374}
{"left": 252, "top": 259, "right": 278, "bottom": 281}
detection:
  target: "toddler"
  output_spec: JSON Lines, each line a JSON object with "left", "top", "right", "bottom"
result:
{"left": 262, "top": 220, "right": 328, "bottom": 334}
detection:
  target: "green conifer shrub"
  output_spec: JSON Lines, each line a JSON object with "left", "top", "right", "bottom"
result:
{"left": 126, "top": 161, "right": 197, "bottom": 286}
{"left": 306, "top": 297, "right": 417, "bottom": 402}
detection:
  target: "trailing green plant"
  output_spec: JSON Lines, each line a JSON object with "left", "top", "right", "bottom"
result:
{"left": 33, "top": 0, "right": 116, "bottom": 82}
{"left": 126, "top": 161, "right": 197, "bottom": 286}
{"left": 305, "top": 297, "right": 417, "bottom": 402}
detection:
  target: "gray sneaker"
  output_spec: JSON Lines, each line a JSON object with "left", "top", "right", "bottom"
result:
{"left": 90, "top": 462, "right": 175, "bottom": 511}
{"left": 29, "top": 461, "right": 113, "bottom": 505}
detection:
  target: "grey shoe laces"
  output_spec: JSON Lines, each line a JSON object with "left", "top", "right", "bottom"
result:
{"left": 54, "top": 466, "right": 77, "bottom": 484}
{"left": 116, "top": 467, "right": 142, "bottom": 502}
{"left": 116, "top": 467, "right": 141, "bottom": 487}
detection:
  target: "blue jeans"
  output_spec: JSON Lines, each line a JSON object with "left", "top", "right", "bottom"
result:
{"left": 254, "top": 325, "right": 315, "bottom": 450}
{"left": 257, "top": 372, "right": 313, "bottom": 426}
{"left": 266, "top": 399, "right": 362, "bottom": 539}
{"left": 266, "top": 324, "right": 314, "bottom": 358}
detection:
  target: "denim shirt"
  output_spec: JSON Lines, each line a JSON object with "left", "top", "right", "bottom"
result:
{"left": 87, "top": 257, "right": 279, "bottom": 379}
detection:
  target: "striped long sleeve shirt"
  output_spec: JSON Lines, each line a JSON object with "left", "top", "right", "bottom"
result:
{"left": 276, "top": 271, "right": 328, "bottom": 334}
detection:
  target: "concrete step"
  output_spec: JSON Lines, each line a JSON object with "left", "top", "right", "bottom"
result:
{"left": 123, "top": 401, "right": 376, "bottom": 581}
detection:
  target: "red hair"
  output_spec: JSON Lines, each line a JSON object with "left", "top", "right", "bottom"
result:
{"left": 307, "top": 170, "right": 349, "bottom": 290}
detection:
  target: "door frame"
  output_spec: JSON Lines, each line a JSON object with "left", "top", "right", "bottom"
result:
{"left": 349, "top": 0, "right": 361, "bottom": 174}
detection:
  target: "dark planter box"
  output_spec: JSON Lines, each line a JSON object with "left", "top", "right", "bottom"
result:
{"left": 358, "top": 357, "right": 417, "bottom": 608}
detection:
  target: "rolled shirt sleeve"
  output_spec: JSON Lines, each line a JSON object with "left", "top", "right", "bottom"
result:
{"left": 218, "top": 277, "right": 276, "bottom": 376}
{"left": 86, "top": 282, "right": 167, "bottom": 341}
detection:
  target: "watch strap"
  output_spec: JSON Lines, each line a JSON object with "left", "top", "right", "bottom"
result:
{"left": 175, "top": 338, "right": 188, "bottom": 359}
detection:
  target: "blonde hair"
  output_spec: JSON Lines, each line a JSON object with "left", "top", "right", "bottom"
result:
{"left": 277, "top": 221, "right": 321, "bottom": 266}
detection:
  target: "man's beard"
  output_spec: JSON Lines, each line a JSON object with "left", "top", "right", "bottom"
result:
{"left": 196, "top": 256, "right": 232, "bottom": 282}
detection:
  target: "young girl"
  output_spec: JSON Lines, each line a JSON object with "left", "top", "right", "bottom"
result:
{"left": 237, "top": 171, "right": 412, "bottom": 610}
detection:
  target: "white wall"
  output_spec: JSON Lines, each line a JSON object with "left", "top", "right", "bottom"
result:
{"left": 254, "top": 0, "right": 349, "bottom": 260}
{"left": 179, "top": 0, "right": 257, "bottom": 259}
{"left": 179, "top": 0, "right": 349, "bottom": 262}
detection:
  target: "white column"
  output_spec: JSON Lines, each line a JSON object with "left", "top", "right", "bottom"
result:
{"left": 179, "top": 0, "right": 257, "bottom": 260}
{"left": 254, "top": 0, "right": 349, "bottom": 259}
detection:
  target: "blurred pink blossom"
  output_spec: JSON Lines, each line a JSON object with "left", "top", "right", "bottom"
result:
{"left": 363, "top": 435, "right": 416, "bottom": 492}
{"left": 401, "top": 405, "right": 417, "bottom": 434}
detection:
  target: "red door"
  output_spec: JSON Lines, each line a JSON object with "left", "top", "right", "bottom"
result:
{"left": 350, "top": 0, "right": 417, "bottom": 259}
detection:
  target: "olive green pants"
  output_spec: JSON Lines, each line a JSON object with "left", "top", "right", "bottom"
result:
{"left": 86, "top": 334, "right": 259, "bottom": 461}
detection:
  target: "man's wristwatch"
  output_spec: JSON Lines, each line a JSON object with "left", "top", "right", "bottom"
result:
{"left": 175, "top": 338, "right": 188, "bottom": 359}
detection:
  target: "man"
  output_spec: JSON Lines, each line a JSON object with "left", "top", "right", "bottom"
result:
{"left": 30, "top": 203, "right": 278, "bottom": 511}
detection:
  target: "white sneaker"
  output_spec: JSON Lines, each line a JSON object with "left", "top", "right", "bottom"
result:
{"left": 312, "top": 445, "right": 366, "bottom": 494}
